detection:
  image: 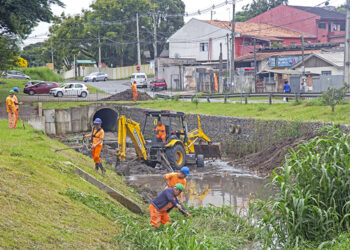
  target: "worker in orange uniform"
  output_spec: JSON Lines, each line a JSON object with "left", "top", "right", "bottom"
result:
{"left": 12, "top": 87, "right": 23, "bottom": 128}
{"left": 131, "top": 81, "right": 138, "bottom": 103}
{"left": 6, "top": 90, "right": 16, "bottom": 129}
{"left": 154, "top": 119, "right": 166, "bottom": 142}
{"left": 83, "top": 118, "right": 106, "bottom": 174}
{"left": 149, "top": 183, "right": 191, "bottom": 228}
{"left": 163, "top": 167, "right": 189, "bottom": 201}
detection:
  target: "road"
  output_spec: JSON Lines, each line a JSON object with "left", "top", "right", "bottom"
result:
{"left": 67, "top": 79, "right": 131, "bottom": 95}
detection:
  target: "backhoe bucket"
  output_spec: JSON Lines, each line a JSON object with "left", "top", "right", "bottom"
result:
{"left": 194, "top": 143, "right": 221, "bottom": 159}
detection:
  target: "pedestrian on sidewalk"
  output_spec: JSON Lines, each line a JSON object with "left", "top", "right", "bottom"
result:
{"left": 6, "top": 90, "right": 16, "bottom": 129}
{"left": 13, "top": 87, "right": 23, "bottom": 128}
{"left": 131, "top": 81, "right": 138, "bottom": 103}
{"left": 163, "top": 167, "right": 189, "bottom": 201}
{"left": 83, "top": 118, "right": 106, "bottom": 174}
{"left": 283, "top": 80, "right": 291, "bottom": 102}
{"left": 149, "top": 183, "right": 191, "bottom": 228}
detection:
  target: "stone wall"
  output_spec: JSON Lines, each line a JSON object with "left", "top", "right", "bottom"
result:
{"left": 39, "top": 104, "right": 350, "bottom": 158}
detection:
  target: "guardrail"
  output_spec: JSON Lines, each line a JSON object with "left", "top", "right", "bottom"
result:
{"left": 155, "top": 92, "right": 350, "bottom": 104}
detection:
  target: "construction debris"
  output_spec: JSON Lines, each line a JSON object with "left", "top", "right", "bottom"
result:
{"left": 102, "top": 89, "right": 152, "bottom": 101}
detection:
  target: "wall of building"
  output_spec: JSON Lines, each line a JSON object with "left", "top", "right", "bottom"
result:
{"left": 247, "top": 5, "right": 319, "bottom": 38}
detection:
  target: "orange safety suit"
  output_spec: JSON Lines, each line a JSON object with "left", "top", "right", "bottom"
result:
{"left": 164, "top": 173, "right": 186, "bottom": 201}
{"left": 131, "top": 83, "right": 138, "bottom": 102}
{"left": 13, "top": 95, "right": 18, "bottom": 128}
{"left": 91, "top": 127, "right": 104, "bottom": 163}
{"left": 6, "top": 95, "right": 16, "bottom": 129}
{"left": 155, "top": 124, "right": 166, "bottom": 142}
{"left": 149, "top": 203, "right": 171, "bottom": 228}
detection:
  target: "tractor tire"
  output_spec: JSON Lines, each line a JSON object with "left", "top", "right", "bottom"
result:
{"left": 196, "top": 154, "right": 204, "bottom": 168}
{"left": 166, "top": 144, "right": 186, "bottom": 170}
{"left": 146, "top": 160, "right": 157, "bottom": 168}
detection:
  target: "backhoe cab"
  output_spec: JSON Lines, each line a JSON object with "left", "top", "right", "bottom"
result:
{"left": 116, "top": 110, "right": 221, "bottom": 170}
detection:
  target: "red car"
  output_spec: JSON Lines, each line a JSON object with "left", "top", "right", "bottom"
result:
{"left": 150, "top": 79, "right": 167, "bottom": 91}
{"left": 23, "top": 82, "right": 59, "bottom": 95}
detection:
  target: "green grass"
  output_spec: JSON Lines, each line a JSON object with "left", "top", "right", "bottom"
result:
{"left": 137, "top": 99, "right": 350, "bottom": 124}
{"left": 85, "top": 84, "right": 106, "bottom": 94}
{"left": 37, "top": 100, "right": 133, "bottom": 110}
{"left": 20, "top": 67, "right": 64, "bottom": 82}
{"left": 0, "top": 120, "right": 143, "bottom": 248}
{"left": 0, "top": 79, "right": 27, "bottom": 101}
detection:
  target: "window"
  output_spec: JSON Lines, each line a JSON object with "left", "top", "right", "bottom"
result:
{"left": 321, "top": 71, "right": 332, "bottom": 76}
{"left": 37, "top": 83, "right": 46, "bottom": 87}
{"left": 75, "top": 84, "right": 83, "bottom": 88}
{"left": 137, "top": 75, "right": 146, "bottom": 79}
{"left": 318, "top": 22, "right": 326, "bottom": 29}
{"left": 340, "top": 23, "right": 345, "bottom": 31}
{"left": 200, "top": 42, "right": 208, "bottom": 52}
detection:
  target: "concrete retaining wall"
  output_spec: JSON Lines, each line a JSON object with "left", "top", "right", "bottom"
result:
{"left": 38, "top": 104, "right": 350, "bottom": 157}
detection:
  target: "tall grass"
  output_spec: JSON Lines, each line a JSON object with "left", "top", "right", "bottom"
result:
{"left": 20, "top": 67, "right": 63, "bottom": 82}
{"left": 255, "top": 126, "right": 350, "bottom": 248}
{"left": 65, "top": 188, "right": 257, "bottom": 249}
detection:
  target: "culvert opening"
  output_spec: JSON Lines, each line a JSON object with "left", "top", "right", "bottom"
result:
{"left": 93, "top": 108, "right": 118, "bottom": 132}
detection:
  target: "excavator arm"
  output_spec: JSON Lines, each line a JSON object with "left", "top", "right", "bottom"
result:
{"left": 116, "top": 115, "right": 148, "bottom": 162}
{"left": 187, "top": 116, "right": 212, "bottom": 143}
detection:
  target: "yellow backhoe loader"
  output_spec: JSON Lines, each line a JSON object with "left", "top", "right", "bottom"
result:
{"left": 115, "top": 110, "right": 221, "bottom": 170}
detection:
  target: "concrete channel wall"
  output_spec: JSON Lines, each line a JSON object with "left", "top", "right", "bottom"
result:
{"left": 30, "top": 103, "right": 350, "bottom": 157}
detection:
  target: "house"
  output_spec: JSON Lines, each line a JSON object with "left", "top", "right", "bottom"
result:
{"left": 291, "top": 51, "right": 344, "bottom": 76}
{"left": 247, "top": 5, "right": 346, "bottom": 44}
{"left": 168, "top": 18, "right": 315, "bottom": 61}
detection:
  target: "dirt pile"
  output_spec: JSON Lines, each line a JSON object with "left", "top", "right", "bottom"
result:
{"left": 102, "top": 89, "right": 152, "bottom": 101}
{"left": 230, "top": 134, "right": 317, "bottom": 177}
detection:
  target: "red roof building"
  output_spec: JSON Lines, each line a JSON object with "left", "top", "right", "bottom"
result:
{"left": 247, "top": 5, "right": 346, "bottom": 44}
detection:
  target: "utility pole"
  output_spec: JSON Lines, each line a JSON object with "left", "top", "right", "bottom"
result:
{"left": 74, "top": 54, "right": 77, "bottom": 80}
{"left": 51, "top": 42, "right": 54, "bottom": 70}
{"left": 253, "top": 38, "right": 257, "bottom": 87}
{"left": 153, "top": 12, "right": 158, "bottom": 78}
{"left": 301, "top": 35, "right": 306, "bottom": 91}
{"left": 230, "top": 0, "right": 236, "bottom": 92}
{"left": 345, "top": 0, "right": 350, "bottom": 88}
{"left": 219, "top": 42, "right": 223, "bottom": 93}
{"left": 98, "top": 33, "right": 101, "bottom": 72}
{"left": 226, "top": 33, "right": 230, "bottom": 92}
{"left": 136, "top": 13, "right": 142, "bottom": 68}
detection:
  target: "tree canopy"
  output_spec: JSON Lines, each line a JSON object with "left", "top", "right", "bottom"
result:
{"left": 25, "top": 0, "right": 185, "bottom": 70}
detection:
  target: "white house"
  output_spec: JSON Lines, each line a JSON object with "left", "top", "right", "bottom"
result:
{"left": 168, "top": 18, "right": 230, "bottom": 62}
{"left": 291, "top": 52, "right": 344, "bottom": 75}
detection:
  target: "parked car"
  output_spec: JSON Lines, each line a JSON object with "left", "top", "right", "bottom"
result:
{"left": 50, "top": 83, "right": 89, "bottom": 98}
{"left": 24, "top": 82, "right": 58, "bottom": 95}
{"left": 83, "top": 72, "right": 108, "bottom": 82}
{"left": 2, "top": 70, "right": 30, "bottom": 80}
{"left": 150, "top": 79, "right": 167, "bottom": 91}
{"left": 25, "top": 80, "right": 43, "bottom": 88}
{"left": 130, "top": 73, "right": 147, "bottom": 88}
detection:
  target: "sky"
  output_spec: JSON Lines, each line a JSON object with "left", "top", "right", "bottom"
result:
{"left": 23, "top": 0, "right": 347, "bottom": 45}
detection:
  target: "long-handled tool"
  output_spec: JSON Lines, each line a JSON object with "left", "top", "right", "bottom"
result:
{"left": 18, "top": 108, "right": 25, "bottom": 130}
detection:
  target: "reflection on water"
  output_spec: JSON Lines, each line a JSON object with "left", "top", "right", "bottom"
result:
{"left": 127, "top": 160, "right": 270, "bottom": 210}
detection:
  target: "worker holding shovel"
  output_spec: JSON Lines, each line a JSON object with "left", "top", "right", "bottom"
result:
{"left": 83, "top": 118, "right": 106, "bottom": 174}
{"left": 149, "top": 183, "right": 191, "bottom": 228}
{"left": 6, "top": 90, "right": 16, "bottom": 129}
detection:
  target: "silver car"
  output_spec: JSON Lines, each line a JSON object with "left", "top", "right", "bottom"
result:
{"left": 83, "top": 72, "right": 108, "bottom": 82}
{"left": 2, "top": 70, "right": 30, "bottom": 80}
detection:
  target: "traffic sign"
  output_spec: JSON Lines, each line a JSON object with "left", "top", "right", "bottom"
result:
{"left": 136, "top": 66, "right": 140, "bottom": 71}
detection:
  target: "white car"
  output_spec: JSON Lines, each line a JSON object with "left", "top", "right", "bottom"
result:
{"left": 130, "top": 73, "right": 147, "bottom": 88}
{"left": 83, "top": 72, "right": 108, "bottom": 82}
{"left": 50, "top": 83, "right": 89, "bottom": 98}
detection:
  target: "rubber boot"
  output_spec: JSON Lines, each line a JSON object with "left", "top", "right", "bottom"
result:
{"left": 100, "top": 162, "right": 106, "bottom": 175}
{"left": 95, "top": 162, "right": 99, "bottom": 172}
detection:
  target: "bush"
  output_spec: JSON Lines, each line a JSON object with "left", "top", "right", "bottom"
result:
{"left": 257, "top": 126, "right": 350, "bottom": 248}
{"left": 20, "top": 67, "right": 63, "bottom": 82}
{"left": 320, "top": 84, "right": 347, "bottom": 112}
{"left": 173, "top": 94, "right": 180, "bottom": 102}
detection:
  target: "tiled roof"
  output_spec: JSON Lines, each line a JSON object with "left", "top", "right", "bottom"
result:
{"left": 203, "top": 20, "right": 312, "bottom": 38}
{"left": 290, "top": 6, "right": 346, "bottom": 20}
{"left": 236, "top": 49, "right": 322, "bottom": 62}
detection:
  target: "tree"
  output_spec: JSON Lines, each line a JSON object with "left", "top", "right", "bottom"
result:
{"left": 0, "top": 35, "right": 19, "bottom": 70}
{"left": 236, "top": 0, "right": 288, "bottom": 22}
{"left": 320, "top": 84, "right": 348, "bottom": 112}
{"left": 0, "top": 0, "right": 64, "bottom": 38}
{"left": 21, "top": 42, "right": 51, "bottom": 67}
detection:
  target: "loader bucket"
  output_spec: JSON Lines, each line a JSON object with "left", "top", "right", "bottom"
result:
{"left": 194, "top": 143, "right": 221, "bottom": 159}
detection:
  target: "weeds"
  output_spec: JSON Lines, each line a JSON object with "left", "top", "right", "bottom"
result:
{"left": 255, "top": 126, "right": 350, "bottom": 248}
{"left": 65, "top": 188, "right": 257, "bottom": 249}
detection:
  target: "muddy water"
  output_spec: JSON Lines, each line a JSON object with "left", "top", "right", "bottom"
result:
{"left": 126, "top": 160, "right": 270, "bottom": 209}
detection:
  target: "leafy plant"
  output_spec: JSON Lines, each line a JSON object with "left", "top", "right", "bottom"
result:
{"left": 173, "top": 94, "right": 180, "bottom": 102}
{"left": 320, "top": 84, "right": 348, "bottom": 112}
{"left": 256, "top": 126, "right": 350, "bottom": 248}
{"left": 191, "top": 94, "right": 201, "bottom": 109}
